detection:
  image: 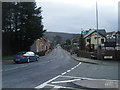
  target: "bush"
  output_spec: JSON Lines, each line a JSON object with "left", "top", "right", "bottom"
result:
{"left": 77, "top": 50, "right": 91, "bottom": 58}
{"left": 35, "top": 51, "right": 46, "bottom": 56}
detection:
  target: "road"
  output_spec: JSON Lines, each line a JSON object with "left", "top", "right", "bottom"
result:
{"left": 2, "top": 46, "right": 119, "bottom": 89}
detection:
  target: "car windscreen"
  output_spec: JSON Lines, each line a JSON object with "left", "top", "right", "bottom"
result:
{"left": 16, "top": 52, "right": 26, "bottom": 55}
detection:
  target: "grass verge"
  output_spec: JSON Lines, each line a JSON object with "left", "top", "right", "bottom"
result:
{"left": 2, "top": 56, "right": 13, "bottom": 60}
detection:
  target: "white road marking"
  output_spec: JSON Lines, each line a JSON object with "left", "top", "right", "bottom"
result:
{"left": 59, "top": 75, "right": 119, "bottom": 82}
{"left": 4, "top": 67, "right": 19, "bottom": 71}
{"left": 53, "top": 86, "right": 61, "bottom": 88}
{"left": 21, "top": 65, "right": 28, "bottom": 67}
{"left": 66, "top": 70, "right": 71, "bottom": 72}
{"left": 51, "top": 79, "right": 81, "bottom": 84}
{"left": 47, "top": 84, "right": 81, "bottom": 90}
{"left": 35, "top": 62, "right": 82, "bottom": 89}
{"left": 3, "top": 58, "right": 55, "bottom": 72}
{"left": 61, "top": 72, "right": 67, "bottom": 75}
{"left": 49, "top": 85, "right": 61, "bottom": 90}
{"left": 105, "top": 81, "right": 119, "bottom": 88}
{"left": 35, "top": 75, "right": 61, "bottom": 89}
{"left": 51, "top": 75, "right": 119, "bottom": 88}
{"left": 74, "top": 66, "right": 77, "bottom": 68}
{"left": 44, "top": 61, "right": 51, "bottom": 63}
{"left": 3, "top": 65, "right": 28, "bottom": 72}
{"left": 60, "top": 75, "right": 81, "bottom": 79}
{"left": 71, "top": 67, "right": 75, "bottom": 70}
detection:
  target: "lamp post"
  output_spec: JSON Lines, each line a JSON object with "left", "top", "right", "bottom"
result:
{"left": 96, "top": 1, "right": 99, "bottom": 58}
{"left": 115, "top": 31, "right": 119, "bottom": 50}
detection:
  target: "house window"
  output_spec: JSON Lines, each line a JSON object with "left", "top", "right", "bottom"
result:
{"left": 101, "top": 39, "right": 104, "bottom": 43}
{"left": 87, "top": 39, "right": 90, "bottom": 43}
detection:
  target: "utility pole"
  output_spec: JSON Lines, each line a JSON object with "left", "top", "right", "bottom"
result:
{"left": 116, "top": 1, "right": 120, "bottom": 50}
{"left": 96, "top": 1, "right": 99, "bottom": 58}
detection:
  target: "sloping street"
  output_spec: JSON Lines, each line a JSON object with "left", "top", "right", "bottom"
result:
{"left": 2, "top": 1, "right": 120, "bottom": 90}
{"left": 2, "top": 46, "right": 119, "bottom": 89}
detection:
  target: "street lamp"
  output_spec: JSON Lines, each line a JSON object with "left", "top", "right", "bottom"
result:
{"left": 96, "top": 1, "right": 99, "bottom": 57}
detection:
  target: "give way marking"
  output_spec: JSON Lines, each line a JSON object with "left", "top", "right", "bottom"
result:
{"left": 35, "top": 62, "right": 82, "bottom": 89}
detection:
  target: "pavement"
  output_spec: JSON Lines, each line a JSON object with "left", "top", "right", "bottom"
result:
{"left": 70, "top": 54, "right": 120, "bottom": 89}
{"left": 71, "top": 54, "right": 120, "bottom": 66}
{"left": 73, "top": 78, "right": 119, "bottom": 89}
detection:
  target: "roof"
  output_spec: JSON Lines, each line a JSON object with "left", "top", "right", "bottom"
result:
{"left": 84, "top": 29, "right": 106, "bottom": 38}
{"left": 106, "top": 31, "right": 120, "bottom": 44}
{"left": 106, "top": 31, "right": 115, "bottom": 35}
{"left": 97, "top": 29, "right": 106, "bottom": 35}
{"left": 71, "top": 38, "right": 79, "bottom": 43}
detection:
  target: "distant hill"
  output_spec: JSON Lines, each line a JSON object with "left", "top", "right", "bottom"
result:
{"left": 44, "top": 32, "right": 80, "bottom": 43}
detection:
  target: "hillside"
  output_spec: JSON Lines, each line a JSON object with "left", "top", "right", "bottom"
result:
{"left": 44, "top": 32, "right": 80, "bottom": 43}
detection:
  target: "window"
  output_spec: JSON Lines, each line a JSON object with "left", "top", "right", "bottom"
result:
{"left": 87, "top": 39, "right": 90, "bottom": 43}
{"left": 101, "top": 39, "right": 104, "bottom": 44}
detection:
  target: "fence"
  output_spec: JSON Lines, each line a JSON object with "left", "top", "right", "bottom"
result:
{"left": 77, "top": 50, "right": 120, "bottom": 60}
{"left": 77, "top": 50, "right": 91, "bottom": 58}
{"left": 101, "top": 50, "right": 120, "bottom": 60}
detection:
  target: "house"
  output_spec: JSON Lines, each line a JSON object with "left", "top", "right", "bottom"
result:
{"left": 116, "top": 31, "right": 120, "bottom": 50}
{"left": 71, "top": 38, "right": 79, "bottom": 46}
{"left": 70, "top": 38, "right": 79, "bottom": 53}
{"left": 82, "top": 29, "right": 106, "bottom": 36}
{"left": 106, "top": 31, "right": 120, "bottom": 50}
{"left": 106, "top": 31, "right": 116, "bottom": 42}
{"left": 100, "top": 31, "right": 120, "bottom": 60}
{"left": 30, "top": 37, "right": 52, "bottom": 53}
{"left": 84, "top": 29, "right": 106, "bottom": 51}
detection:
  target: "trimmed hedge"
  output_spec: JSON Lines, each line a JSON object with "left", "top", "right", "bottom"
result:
{"left": 77, "top": 50, "right": 91, "bottom": 58}
{"left": 35, "top": 51, "right": 46, "bottom": 56}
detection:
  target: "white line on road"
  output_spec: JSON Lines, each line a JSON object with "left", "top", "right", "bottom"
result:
{"left": 59, "top": 75, "right": 119, "bottom": 82}
{"left": 61, "top": 72, "right": 67, "bottom": 75}
{"left": 3, "top": 58, "right": 55, "bottom": 72}
{"left": 51, "top": 79, "right": 81, "bottom": 84}
{"left": 49, "top": 84, "right": 61, "bottom": 90}
{"left": 3, "top": 65, "right": 28, "bottom": 72}
{"left": 66, "top": 70, "right": 71, "bottom": 72}
{"left": 35, "top": 75, "right": 61, "bottom": 89}
{"left": 50, "top": 75, "right": 119, "bottom": 88}
{"left": 71, "top": 67, "right": 75, "bottom": 70}
{"left": 47, "top": 84, "right": 80, "bottom": 90}
{"left": 60, "top": 75, "right": 83, "bottom": 79}
{"left": 35, "top": 62, "right": 82, "bottom": 89}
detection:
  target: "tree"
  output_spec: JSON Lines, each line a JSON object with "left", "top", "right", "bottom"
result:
{"left": 53, "top": 35, "right": 62, "bottom": 45}
{"left": 79, "top": 34, "right": 85, "bottom": 50}
{"left": 2, "top": 2, "right": 45, "bottom": 55}
{"left": 16, "top": 2, "right": 45, "bottom": 50}
{"left": 65, "top": 39, "right": 71, "bottom": 45}
{"left": 2, "top": 2, "right": 17, "bottom": 55}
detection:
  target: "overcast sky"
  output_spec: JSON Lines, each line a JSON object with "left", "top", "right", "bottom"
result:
{"left": 36, "top": 0, "right": 119, "bottom": 34}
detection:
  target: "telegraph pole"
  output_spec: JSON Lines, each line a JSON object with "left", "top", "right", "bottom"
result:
{"left": 96, "top": 1, "right": 99, "bottom": 58}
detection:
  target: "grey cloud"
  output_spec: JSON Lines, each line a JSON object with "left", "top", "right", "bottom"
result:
{"left": 37, "top": 1, "right": 118, "bottom": 33}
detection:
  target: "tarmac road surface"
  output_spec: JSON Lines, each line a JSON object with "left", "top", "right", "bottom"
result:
{"left": 2, "top": 46, "right": 119, "bottom": 89}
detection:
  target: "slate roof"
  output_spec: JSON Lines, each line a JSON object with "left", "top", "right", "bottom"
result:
{"left": 106, "top": 31, "right": 120, "bottom": 45}
{"left": 84, "top": 29, "right": 106, "bottom": 38}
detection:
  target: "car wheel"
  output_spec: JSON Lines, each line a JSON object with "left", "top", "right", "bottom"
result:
{"left": 27, "top": 58, "right": 30, "bottom": 63}
{"left": 15, "top": 61, "right": 19, "bottom": 64}
{"left": 36, "top": 58, "right": 38, "bottom": 61}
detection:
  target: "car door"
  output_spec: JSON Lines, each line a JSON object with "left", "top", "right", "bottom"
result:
{"left": 27, "top": 52, "right": 36, "bottom": 61}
